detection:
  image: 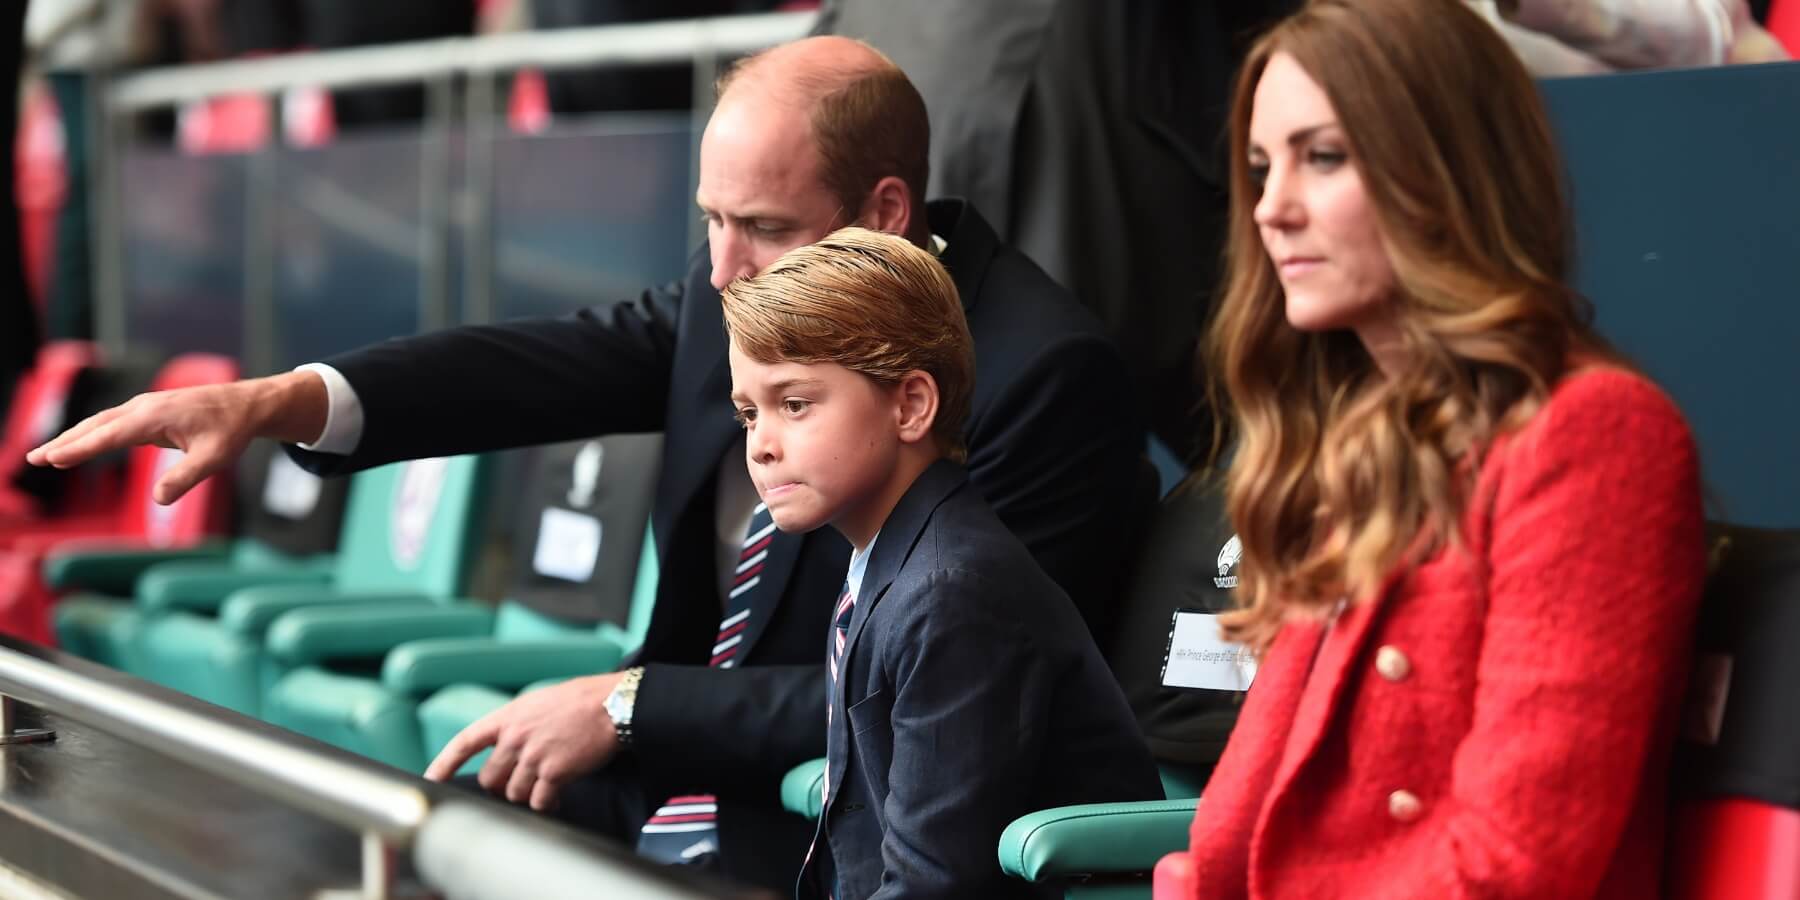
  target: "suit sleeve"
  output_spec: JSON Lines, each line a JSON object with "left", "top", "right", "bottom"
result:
{"left": 629, "top": 663, "right": 827, "bottom": 787}
{"left": 285, "top": 274, "right": 685, "bottom": 476}
{"left": 1386, "top": 374, "right": 1706, "bottom": 897}
{"left": 870, "top": 571, "right": 1049, "bottom": 900}
{"left": 964, "top": 332, "right": 1144, "bottom": 641}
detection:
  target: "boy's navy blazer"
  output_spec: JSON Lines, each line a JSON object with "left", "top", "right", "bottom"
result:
{"left": 802, "top": 460, "right": 1163, "bottom": 900}
{"left": 288, "top": 200, "right": 1146, "bottom": 886}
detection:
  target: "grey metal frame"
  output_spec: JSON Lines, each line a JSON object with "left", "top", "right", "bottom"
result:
{"left": 0, "top": 642, "right": 739, "bottom": 900}
{"left": 92, "top": 11, "right": 815, "bottom": 370}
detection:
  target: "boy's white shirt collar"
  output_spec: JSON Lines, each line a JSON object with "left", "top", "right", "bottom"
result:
{"left": 847, "top": 532, "right": 880, "bottom": 602}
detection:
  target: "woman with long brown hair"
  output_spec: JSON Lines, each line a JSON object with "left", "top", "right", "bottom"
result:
{"left": 1165, "top": 0, "right": 1706, "bottom": 896}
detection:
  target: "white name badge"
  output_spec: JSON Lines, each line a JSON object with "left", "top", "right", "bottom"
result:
{"left": 533, "top": 506, "right": 602, "bottom": 583}
{"left": 1161, "top": 609, "right": 1258, "bottom": 692}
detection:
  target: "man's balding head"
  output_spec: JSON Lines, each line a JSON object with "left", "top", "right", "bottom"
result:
{"left": 717, "top": 36, "right": 930, "bottom": 239}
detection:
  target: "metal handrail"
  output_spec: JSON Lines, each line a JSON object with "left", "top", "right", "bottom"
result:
{"left": 0, "top": 641, "right": 428, "bottom": 842}
{"left": 416, "top": 802, "right": 751, "bottom": 900}
{"left": 0, "top": 639, "right": 747, "bottom": 899}
{"left": 106, "top": 11, "right": 815, "bottom": 112}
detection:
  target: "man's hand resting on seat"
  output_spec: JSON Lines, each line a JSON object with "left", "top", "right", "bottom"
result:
{"left": 26, "top": 371, "right": 329, "bottom": 505}
{"left": 423, "top": 671, "right": 627, "bottom": 812}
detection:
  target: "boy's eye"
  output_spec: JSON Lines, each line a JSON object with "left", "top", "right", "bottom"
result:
{"left": 733, "top": 407, "right": 756, "bottom": 427}
{"left": 783, "top": 399, "right": 810, "bottom": 414}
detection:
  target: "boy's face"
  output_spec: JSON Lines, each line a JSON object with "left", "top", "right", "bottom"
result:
{"left": 728, "top": 344, "right": 905, "bottom": 541}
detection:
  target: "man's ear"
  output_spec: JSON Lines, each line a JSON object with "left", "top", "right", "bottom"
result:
{"left": 893, "top": 370, "right": 939, "bottom": 447}
{"left": 857, "top": 175, "right": 914, "bottom": 239}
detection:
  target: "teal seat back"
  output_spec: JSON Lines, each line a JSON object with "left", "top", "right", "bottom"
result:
{"left": 331, "top": 455, "right": 490, "bottom": 596}
{"left": 225, "top": 538, "right": 316, "bottom": 569}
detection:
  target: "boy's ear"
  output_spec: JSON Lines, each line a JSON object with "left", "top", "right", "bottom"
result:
{"left": 893, "top": 370, "right": 939, "bottom": 446}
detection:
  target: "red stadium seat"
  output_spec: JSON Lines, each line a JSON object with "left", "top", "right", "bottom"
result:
{"left": 179, "top": 94, "right": 273, "bottom": 155}
{"left": 1667, "top": 527, "right": 1800, "bottom": 900}
{"left": 1771, "top": 0, "right": 1799, "bottom": 57}
{"left": 0, "top": 354, "right": 239, "bottom": 644}
{"left": 1672, "top": 797, "right": 1800, "bottom": 899}
{"left": 509, "top": 69, "right": 552, "bottom": 135}
{"left": 0, "top": 341, "right": 103, "bottom": 522}
{"left": 15, "top": 79, "right": 64, "bottom": 312}
{"left": 282, "top": 86, "right": 338, "bottom": 149}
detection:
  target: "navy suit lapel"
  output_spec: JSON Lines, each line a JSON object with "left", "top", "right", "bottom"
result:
{"left": 820, "top": 461, "right": 970, "bottom": 808}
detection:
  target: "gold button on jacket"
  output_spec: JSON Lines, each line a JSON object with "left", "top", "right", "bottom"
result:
{"left": 1375, "top": 645, "right": 1411, "bottom": 682}
{"left": 1388, "top": 789, "right": 1423, "bottom": 822}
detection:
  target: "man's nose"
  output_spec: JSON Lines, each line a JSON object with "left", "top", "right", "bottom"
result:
{"left": 710, "top": 234, "right": 756, "bottom": 290}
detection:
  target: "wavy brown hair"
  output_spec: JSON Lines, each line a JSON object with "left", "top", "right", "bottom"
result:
{"left": 1209, "top": 0, "right": 1620, "bottom": 651}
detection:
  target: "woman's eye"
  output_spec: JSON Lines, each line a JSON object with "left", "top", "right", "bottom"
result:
{"left": 1246, "top": 162, "right": 1270, "bottom": 189}
{"left": 733, "top": 408, "right": 755, "bottom": 427}
{"left": 1307, "top": 149, "right": 1348, "bottom": 170}
{"left": 784, "top": 399, "right": 809, "bottom": 414}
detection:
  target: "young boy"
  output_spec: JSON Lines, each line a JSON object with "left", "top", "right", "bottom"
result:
{"left": 721, "top": 227, "right": 1164, "bottom": 899}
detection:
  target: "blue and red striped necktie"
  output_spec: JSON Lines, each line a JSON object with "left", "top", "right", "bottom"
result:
{"left": 803, "top": 579, "right": 856, "bottom": 896}
{"left": 636, "top": 502, "right": 775, "bottom": 863}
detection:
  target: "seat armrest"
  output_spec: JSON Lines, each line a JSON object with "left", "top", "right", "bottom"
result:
{"left": 218, "top": 586, "right": 436, "bottom": 637}
{"left": 781, "top": 758, "right": 827, "bottom": 821}
{"left": 43, "top": 542, "right": 234, "bottom": 593}
{"left": 999, "top": 799, "right": 1199, "bottom": 881}
{"left": 382, "top": 636, "right": 628, "bottom": 696}
{"left": 139, "top": 563, "right": 333, "bottom": 613}
{"left": 266, "top": 603, "right": 496, "bottom": 666}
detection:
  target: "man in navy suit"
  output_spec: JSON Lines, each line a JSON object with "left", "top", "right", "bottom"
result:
{"left": 719, "top": 228, "right": 1160, "bottom": 898}
{"left": 31, "top": 37, "right": 1146, "bottom": 891}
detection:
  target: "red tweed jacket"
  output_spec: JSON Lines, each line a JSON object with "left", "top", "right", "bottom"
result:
{"left": 1180, "top": 368, "right": 1706, "bottom": 899}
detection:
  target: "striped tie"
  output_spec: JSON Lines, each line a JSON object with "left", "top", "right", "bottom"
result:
{"left": 824, "top": 583, "right": 854, "bottom": 725}
{"left": 821, "top": 581, "right": 855, "bottom": 802}
{"left": 714, "top": 503, "right": 775, "bottom": 668}
{"left": 636, "top": 502, "right": 776, "bottom": 864}
{"left": 804, "top": 579, "right": 857, "bottom": 895}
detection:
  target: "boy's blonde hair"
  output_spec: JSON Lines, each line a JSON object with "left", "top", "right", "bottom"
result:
{"left": 720, "top": 227, "right": 974, "bottom": 462}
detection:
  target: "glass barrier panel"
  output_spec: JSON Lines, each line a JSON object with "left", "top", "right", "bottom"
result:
{"left": 271, "top": 129, "right": 430, "bottom": 371}
{"left": 491, "top": 112, "right": 695, "bottom": 322}
{"left": 120, "top": 148, "right": 247, "bottom": 360}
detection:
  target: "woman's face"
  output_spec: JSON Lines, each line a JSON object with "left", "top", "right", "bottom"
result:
{"left": 1248, "top": 53, "right": 1399, "bottom": 354}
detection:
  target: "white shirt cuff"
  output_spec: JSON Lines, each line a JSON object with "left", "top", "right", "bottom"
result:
{"left": 293, "top": 363, "right": 365, "bottom": 455}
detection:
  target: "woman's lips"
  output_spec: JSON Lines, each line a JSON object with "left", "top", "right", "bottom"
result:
{"left": 1279, "top": 257, "right": 1324, "bottom": 279}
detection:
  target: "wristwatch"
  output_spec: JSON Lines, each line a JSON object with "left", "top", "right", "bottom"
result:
{"left": 603, "top": 667, "right": 646, "bottom": 745}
